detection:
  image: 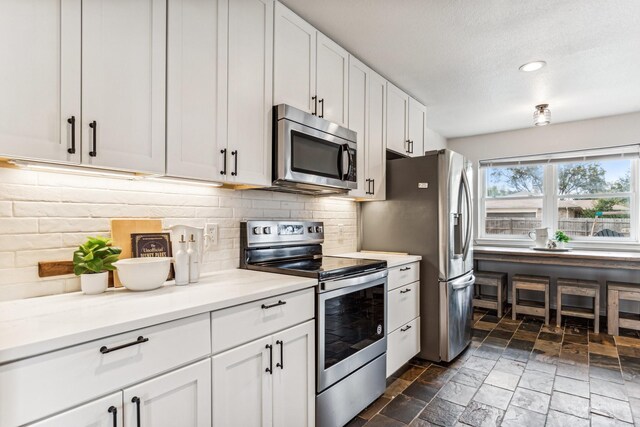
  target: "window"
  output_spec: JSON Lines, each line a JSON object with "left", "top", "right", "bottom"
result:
{"left": 479, "top": 145, "right": 639, "bottom": 244}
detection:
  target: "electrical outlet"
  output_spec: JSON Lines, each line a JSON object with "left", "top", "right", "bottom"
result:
{"left": 205, "top": 223, "right": 218, "bottom": 247}
{"left": 338, "top": 224, "right": 344, "bottom": 235}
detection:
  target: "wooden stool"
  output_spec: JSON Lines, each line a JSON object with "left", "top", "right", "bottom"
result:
{"left": 512, "top": 274, "right": 550, "bottom": 325}
{"left": 556, "top": 278, "right": 600, "bottom": 334}
{"left": 607, "top": 282, "right": 640, "bottom": 336}
{"left": 473, "top": 271, "right": 508, "bottom": 318}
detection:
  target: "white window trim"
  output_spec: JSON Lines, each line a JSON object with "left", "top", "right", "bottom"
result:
{"left": 476, "top": 159, "right": 640, "bottom": 250}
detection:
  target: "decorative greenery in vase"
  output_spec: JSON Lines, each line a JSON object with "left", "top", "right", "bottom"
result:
{"left": 73, "top": 236, "right": 122, "bottom": 275}
{"left": 554, "top": 230, "right": 570, "bottom": 244}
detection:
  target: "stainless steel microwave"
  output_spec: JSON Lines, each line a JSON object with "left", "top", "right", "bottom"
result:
{"left": 273, "top": 104, "right": 357, "bottom": 195}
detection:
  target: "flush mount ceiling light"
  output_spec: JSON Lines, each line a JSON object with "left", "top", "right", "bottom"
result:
{"left": 533, "top": 104, "right": 551, "bottom": 126}
{"left": 519, "top": 60, "right": 547, "bottom": 72}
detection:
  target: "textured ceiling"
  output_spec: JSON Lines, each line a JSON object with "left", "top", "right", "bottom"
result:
{"left": 281, "top": 0, "right": 640, "bottom": 138}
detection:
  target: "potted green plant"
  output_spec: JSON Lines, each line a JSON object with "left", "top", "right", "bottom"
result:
{"left": 73, "top": 236, "right": 122, "bottom": 294}
{"left": 554, "top": 230, "right": 570, "bottom": 249}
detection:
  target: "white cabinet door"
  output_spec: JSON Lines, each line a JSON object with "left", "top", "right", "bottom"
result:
{"left": 123, "top": 359, "right": 211, "bottom": 427}
{"left": 347, "top": 56, "right": 368, "bottom": 198}
{"left": 273, "top": 2, "right": 316, "bottom": 114}
{"left": 213, "top": 336, "right": 273, "bottom": 427}
{"left": 368, "top": 70, "right": 387, "bottom": 200}
{"left": 316, "top": 33, "right": 349, "bottom": 126}
{"left": 82, "top": 0, "right": 166, "bottom": 173}
{"left": 0, "top": 0, "right": 81, "bottom": 163}
{"left": 408, "top": 97, "right": 426, "bottom": 157}
{"left": 272, "top": 321, "right": 315, "bottom": 427}
{"left": 28, "top": 392, "right": 122, "bottom": 427}
{"left": 386, "top": 82, "right": 409, "bottom": 156}
{"left": 221, "top": 0, "right": 273, "bottom": 186}
{"left": 166, "top": 0, "right": 221, "bottom": 181}
{"left": 387, "top": 317, "right": 421, "bottom": 377}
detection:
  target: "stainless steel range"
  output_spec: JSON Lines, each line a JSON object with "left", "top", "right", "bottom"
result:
{"left": 240, "top": 220, "right": 388, "bottom": 427}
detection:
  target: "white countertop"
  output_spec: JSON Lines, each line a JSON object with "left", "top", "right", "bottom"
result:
{"left": 0, "top": 269, "right": 316, "bottom": 364}
{"left": 335, "top": 251, "right": 422, "bottom": 268}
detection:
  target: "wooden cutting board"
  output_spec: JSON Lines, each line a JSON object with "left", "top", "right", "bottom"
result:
{"left": 110, "top": 219, "right": 163, "bottom": 287}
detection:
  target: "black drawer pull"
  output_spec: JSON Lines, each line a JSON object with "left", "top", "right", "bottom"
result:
{"left": 67, "top": 116, "right": 76, "bottom": 154}
{"left": 108, "top": 406, "right": 118, "bottom": 427}
{"left": 89, "top": 120, "right": 97, "bottom": 157}
{"left": 220, "top": 148, "right": 227, "bottom": 175}
{"left": 401, "top": 325, "right": 412, "bottom": 332}
{"left": 276, "top": 340, "right": 284, "bottom": 369}
{"left": 400, "top": 288, "right": 412, "bottom": 294}
{"left": 265, "top": 344, "right": 273, "bottom": 374}
{"left": 400, "top": 267, "right": 411, "bottom": 272}
{"left": 261, "top": 300, "right": 286, "bottom": 310}
{"left": 100, "top": 336, "right": 148, "bottom": 354}
{"left": 131, "top": 397, "right": 141, "bottom": 427}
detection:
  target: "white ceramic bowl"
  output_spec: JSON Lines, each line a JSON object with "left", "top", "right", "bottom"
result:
{"left": 114, "top": 257, "right": 172, "bottom": 291}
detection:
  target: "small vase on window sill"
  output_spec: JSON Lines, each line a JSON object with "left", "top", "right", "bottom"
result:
{"left": 556, "top": 241, "right": 565, "bottom": 249}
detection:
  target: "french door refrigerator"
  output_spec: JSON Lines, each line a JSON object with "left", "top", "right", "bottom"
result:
{"left": 360, "top": 149, "right": 475, "bottom": 362}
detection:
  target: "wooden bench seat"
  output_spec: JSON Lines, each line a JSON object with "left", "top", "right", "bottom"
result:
{"left": 512, "top": 274, "right": 550, "bottom": 325}
{"left": 473, "top": 271, "right": 507, "bottom": 318}
{"left": 607, "top": 281, "right": 640, "bottom": 336}
{"left": 556, "top": 278, "right": 600, "bottom": 333}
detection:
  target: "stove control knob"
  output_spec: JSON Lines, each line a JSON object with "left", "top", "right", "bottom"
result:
{"left": 253, "top": 227, "right": 263, "bottom": 235}
{"left": 308, "top": 226, "right": 314, "bottom": 233}
{"left": 316, "top": 226, "right": 323, "bottom": 233}
{"left": 263, "top": 226, "right": 272, "bottom": 234}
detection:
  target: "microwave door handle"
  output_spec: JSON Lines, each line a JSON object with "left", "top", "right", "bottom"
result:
{"left": 340, "top": 144, "right": 351, "bottom": 180}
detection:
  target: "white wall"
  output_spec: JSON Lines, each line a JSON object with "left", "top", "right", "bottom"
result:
{"left": 0, "top": 168, "right": 357, "bottom": 301}
{"left": 448, "top": 111, "right": 640, "bottom": 241}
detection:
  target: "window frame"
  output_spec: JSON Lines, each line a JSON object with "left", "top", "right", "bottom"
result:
{"left": 477, "top": 157, "right": 639, "bottom": 248}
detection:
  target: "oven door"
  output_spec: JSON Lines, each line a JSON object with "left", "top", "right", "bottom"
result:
{"left": 317, "top": 271, "right": 387, "bottom": 392}
{"left": 276, "top": 117, "right": 357, "bottom": 190}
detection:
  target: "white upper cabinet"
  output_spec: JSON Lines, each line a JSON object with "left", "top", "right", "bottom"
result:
{"left": 348, "top": 56, "right": 368, "bottom": 198}
{"left": 273, "top": 2, "right": 316, "bottom": 114}
{"left": 123, "top": 359, "right": 211, "bottom": 427}
{"left": 386, "top": 82, "right": 409, "bottom": 156}
{"left": 166, "top": 0, "right": 221, "bottom": 181}
{"left": 220, "top": 0, "right": 274, "bottom": 186}
{"left": 368, "top": 70, "right": 387, "bottom": 199}
{"left": 316, "top": 33, "right": 349, "bottom": 126}
{"left": 0, "top": 0, "right": 81, "bottom": 163}
{"left": 82, "top": 0, "right": 166, "bottom": 173}
{"left": 408, "top": 96, "right": 426, "bottom": 157}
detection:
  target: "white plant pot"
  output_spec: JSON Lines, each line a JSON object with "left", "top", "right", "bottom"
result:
{"left": 81, "top": 271, "right": 108, "bottom": 295}
{"left": 556, "top": 241, "right": 565, "bottom": 249}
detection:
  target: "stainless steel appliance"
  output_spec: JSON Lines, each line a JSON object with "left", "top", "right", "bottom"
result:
{"left": 240, "top": 220, "right": 387, "bottom": 427}
{"left": 361, "top": 149, "right": 475, "bottom": 362}
{"left": 272, "top": 104, "right": 357, "bottom": 195}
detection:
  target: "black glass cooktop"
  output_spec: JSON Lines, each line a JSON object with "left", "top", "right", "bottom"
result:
{"left": 251, "top": 256, "right": 386, "bottom": 281}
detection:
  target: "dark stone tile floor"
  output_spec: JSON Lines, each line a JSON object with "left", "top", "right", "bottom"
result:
{"left": 346, "top": 306, "right": 640, "bottom": 427}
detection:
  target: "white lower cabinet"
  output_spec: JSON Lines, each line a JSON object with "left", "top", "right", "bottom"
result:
{"left": 28, "top": 392, "right": 122, "bottom": 427}
{"left": 387, "top": 317, "right": 420, "bottom": 377}
{"left": 212, "top": 320, "right": 315, "bottom": 427}
{"left": 124, "top": 359, "right": 211, "bottom": 427}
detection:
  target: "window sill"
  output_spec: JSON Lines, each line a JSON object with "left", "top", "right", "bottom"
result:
{"left": 474, "top": 237, "right": 640, "bottom": 252}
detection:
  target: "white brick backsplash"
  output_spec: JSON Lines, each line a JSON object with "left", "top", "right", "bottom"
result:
{"left": 0, "top": 218, "right": 39, "bottom": 234}
{"left": 0, "top": 169, "right": 357, "bottom": 301}
{"left": 0, "top": 201, "right": 11, "bottom": 217}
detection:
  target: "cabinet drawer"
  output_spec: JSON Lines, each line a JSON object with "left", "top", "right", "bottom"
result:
{"left": 388, "top": 281, "right": 420, "bottom": 332}
{"left": 212, "top": 287, "right": 314, "bottom": 354}
{"left": 386, "top": 317, "right": 420, "bottom": 377}
{"left": 0, "top": 313, "right": 210, "bottom": 427}
{"left": 388, "top": 262, "right": 420, "bottom": 291}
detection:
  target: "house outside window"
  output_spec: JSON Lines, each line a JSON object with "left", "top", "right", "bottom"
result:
{"left": 478, "top": 145, "right": 639, "bottom": 246}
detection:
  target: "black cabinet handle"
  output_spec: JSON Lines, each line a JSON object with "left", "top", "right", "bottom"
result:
{"left": 261, "top": 300, "right": 286, "bottom": 309}
{"left": 67, "top": 116, "right": 76, "bottom": 154}
{"left": 371, "top": 178, "right": 375, "bottom": 195}
{"left": 400, "top": 288, "right": 412, "bottom": 294}
{"left": 89, "top": 120, "right": 97, "bottom": 157}
{"left": 312, "top": 96, "right": 318, "bottom": 116}
{"left": 231, "top": 150, "right": 238, "bottom": 176}
{"left": 319, "top": 98, "right": 324, "bottom": 118}
{"left": 365, "top": 178, "right": 371, "bottom": 195}
{"left": 265, "top": 344, "right": 273, "bottom": 374}
{"left": 410, "top": 140, "right": 414, "bottom": 153}
{"left": 401, "top": 325, "right": 412, "bottom": 332}
{"left": 276, "top": 340, "right": 284, "bottom": 369}
{"left": 400, "top": 267, "right": 411, "bottom": 272}
{"left": 108, "top": 406, "right": 118, "bottom": 427}
{"left": 131, "top": 397, "right": 141, "bottom": 427}
{"left": 100, "top": 336, "right": 148, "bottom": 354}
{"left": 220, "top": 149, "right": 227, "bottom": 175}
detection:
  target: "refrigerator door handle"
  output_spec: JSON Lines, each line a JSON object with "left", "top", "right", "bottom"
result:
{"left": 451, "top": 275, "right": 475, "bottom": 290}
{"left": 461, "top": 169, "right": 472, "bottom": 261}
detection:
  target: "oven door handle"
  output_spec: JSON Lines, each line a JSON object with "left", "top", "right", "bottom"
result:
{"left": 319, "top": 269, "right": 388, "bottom": 293}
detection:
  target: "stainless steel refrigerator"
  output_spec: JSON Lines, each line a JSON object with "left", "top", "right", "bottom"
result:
{"left": 360, "top": 149, "right": 475, "bottom": 362}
